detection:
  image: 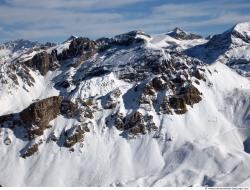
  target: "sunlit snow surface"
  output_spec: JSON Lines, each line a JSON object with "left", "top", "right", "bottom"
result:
{"left": 0, "top": 26, "right": 250, "bottom": 186}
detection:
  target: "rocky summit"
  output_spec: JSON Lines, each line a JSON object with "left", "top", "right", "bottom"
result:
{"left": 0, "top": 22, "right": 250, "bottom": 186}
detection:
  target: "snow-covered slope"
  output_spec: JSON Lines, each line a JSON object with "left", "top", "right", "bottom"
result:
{"left": 186, "top": 22, "right": 250, "bottom": 76}
{"left": 0, "top": 39, "right": 42, "bottom": 63}
{"left": 0, "top": 25, "right": 250, "bottom": 187}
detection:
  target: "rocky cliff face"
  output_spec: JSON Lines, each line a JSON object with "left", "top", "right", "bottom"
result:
{"left": 57, "top": 37, "right": 97, "bottom": 62}
{"left": 0, "top": 96, "right": 92, "bottom": 157}
{"left": 20, "top": 96, "right": 63, "bottom": 139}
{"left": 24, "top": 51, "right": 59, "bottom": 75}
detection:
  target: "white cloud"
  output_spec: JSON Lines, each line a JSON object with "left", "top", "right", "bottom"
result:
{"left": 7, "top": 0, "right": 147, "bottom": 9}
{"left": 1, "top": 0, "right": 250, "bottom": 42}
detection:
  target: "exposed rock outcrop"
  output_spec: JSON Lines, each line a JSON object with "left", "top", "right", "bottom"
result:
{"left": 168, "top": 27, "right": 203, "bottom": 40}
{"left": 113, "top": 30, "right": 149, "bottom": 46}
{"left": 0, "top": 114, "right": 14, "bottom": 125}
{"left": 4, "top": 137, "right": 11, "bottom": 145}
{"left": 169, "top": 96, "right": 188, "bottom": 114}
{"left": 47, "top": 131, "right": 58, "bottom": 143}
{"left": 167, "top": 84, "right": 202, "bottom": 114}
{"left": 160, "top": 97, "right": 173, "bottom": 114}
{"left": 103, "top": 88, "right": 122, "bottom": 109}
{"left": 58, "top": 38, "right": 97, "bottom": 63}
{"left": 152, "top": 76, "right": 169, "bottom": 91}
{"left": 178, "top": 84, "right": 202, "bottom": 106}
{"left": 97, "top": 30, "right": 149, "bottom": 51}
{"left": 60, "top": 99, "right": 79, "bottom": 118}
{"left": 20, "top": 96, "right": 63, "bottom": 139}
{"left": 64, "top": 124, "right": 89, "bottom": 148}
{"left": 24, "top": 51, "right": 58, "bottom": 75}
{"left": 113, "top": 113, "right": 125, "bottom": 131}
{"left": 110, "top": 111, "right": 158, "bottom": 137}
{"left": 21, "top": 140, "right": 42, "bottom": 158}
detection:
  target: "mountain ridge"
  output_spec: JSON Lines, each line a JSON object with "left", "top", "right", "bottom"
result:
{"left": 0, "top": 22, "right": 249, "bottom": 186}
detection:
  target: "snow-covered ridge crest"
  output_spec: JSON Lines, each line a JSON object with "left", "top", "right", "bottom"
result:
{"left": 229, "top": 21, "right": 250, "bottom": 45}
{"left": 184, "top": 21, "right": 250, "bottom": 76}
{"left": 166, "top": 27, "right": 203, "bottom": 40}
{"left": 232, "top": 22, "right": 250, "bottom": 36}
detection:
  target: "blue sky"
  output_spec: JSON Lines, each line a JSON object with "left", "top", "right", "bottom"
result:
{"left": 0, "top": 0, "right": 250, "bottom": 43}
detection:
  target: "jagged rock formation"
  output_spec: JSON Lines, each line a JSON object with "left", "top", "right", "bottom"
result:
{"left": 0, "top": 96, "right": 92, "bottom": 157}
{"left": 0, "top": 61, "right": 35, "bottom": 88}
{"left": 64, "top": 124, "right": 89, "bottom": 148}
{"left": 109, "top": 111, "right": 158, "bottom": 137}
{"left": 24, "top": 51, "right": 58, "bottom": 75}
{"left": 58, "top": 37, "right": 97, "bottom": 62}
{"left": 20, "top": 96, "right": 63, "bottom": 139}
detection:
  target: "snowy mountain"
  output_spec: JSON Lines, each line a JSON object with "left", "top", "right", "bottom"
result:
{"left": 0, "top": 23, "right": 250, "bottom": 187}
{"left": 0, "top": 39, "right": 42, "bottom": 62}
{"left": 167, "top": 27, "right": 203, "bottom": 40}
{"left": 186, "top": 22, "right": 250, "bottom": 76}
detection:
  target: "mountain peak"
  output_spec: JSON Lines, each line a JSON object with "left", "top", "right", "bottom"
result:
{"left": 232, "top": 21, "right": 250, "bottom": 33}
{"left": 231, "top": 22, "right": 250, "bottom": 43}
{"left": 167, "top": 27, "right": 203, "bottom": 40}
{"left": 64, "top": 35, "right": 78, "bottom": 43}
{"left": 218, "top": 21, "right": 250, "bottom": 46}
{"left": 115, "top": 30, "right": 150, "bottom": 39}
{"left": 173, "top": 27, "right": 187, "bottom": 34}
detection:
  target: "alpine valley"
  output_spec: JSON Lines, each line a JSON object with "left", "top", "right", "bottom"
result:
{"left": 0, "top": 22, "right": 250, "bottom": 187}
